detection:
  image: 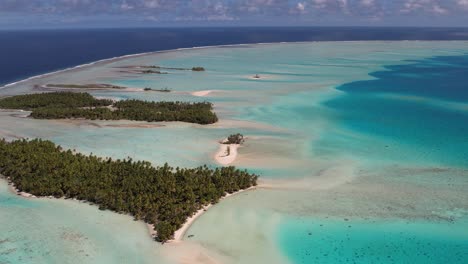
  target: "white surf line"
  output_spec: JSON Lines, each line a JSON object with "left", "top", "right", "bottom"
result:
{"left": 2, "top": 39, "right": 403, "bottom": 90}
{"left": 4, "top": 39, "right": 468, "bottom": 91}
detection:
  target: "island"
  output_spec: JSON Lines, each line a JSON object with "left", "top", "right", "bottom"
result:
{"left": 45, "top": 83, "right": 127, "bottom": 90}
{"left": 216, "top": 134, "right": 245, "bottom": 166}
{"left": 0, "top": 92, "right": 218, "bottom": 125}
{"left": 191, "top": 67, "right": 205, "bottom": 72}
{"left": 222, "top": 133, "right": 245, "bottom": 145}
{"left": 116, "top": 65, "right": 206, "bottom": 74}
{"left": 144, "top": 87, "right": 171, "bottom": 92}
{"left": 141, "top": 70, "right": 168, "bottom": 74}
{"left": 0, "top": 138, "right": 258, "bottom": 242}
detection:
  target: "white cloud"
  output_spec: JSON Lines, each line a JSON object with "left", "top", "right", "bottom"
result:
{"left": 312, "top": 0, "right": 330, "bottom": 10}
{"left": 400, "top": 0, "right": 449, "bottom": 15}
{"left": 456, "top": 0, "right": 468, "bottom": 9}
{"left": 310, "top": 0, "right": 349, "bottom": 13}
{"left": 360, "top": 0, "right": 375, "bottom": 7}
{"left": 2, "top": 0, "right": 467, "bottom": 25}
{"left": 297, "top": 2, "right": 306, "bottom": 12}
{"left": 120, "top": 1, "right": 134, "bottom": 11}
{"left": 432, "top": 4, "right": 448, "bottom": 14}
{"left": 143, "top": 0, "right": 160, "bottom": 9}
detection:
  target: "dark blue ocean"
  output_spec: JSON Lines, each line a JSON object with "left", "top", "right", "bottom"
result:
{"left": 324, "top": 55, "right": 468, "bottom": 167}
{"left": 2, "top": 27, "right": 468, "bottom": 86}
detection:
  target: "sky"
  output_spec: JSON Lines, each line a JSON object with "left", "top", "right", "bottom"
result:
{"left": 1, "top": 0, "right": 468, "bottom": 29}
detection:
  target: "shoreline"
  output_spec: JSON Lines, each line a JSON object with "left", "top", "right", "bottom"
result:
{"left": 3, "top": 40, "right": 467, "bottom": 91}
{"left": 4, "top": 177, "right": 37, "bottom": 198}
{"left": 171, "top": 186, "right": 256, "bottom": 242}
{"left": 37, "top": 84, "right": 144, "bottom": 93}
{"left": 214, "top": 143, "right": 239, "bottom": 166}
{"left": 2, "top": 174, "right": 255, "bottom": 243}
{"left": 191, "top": 90, "right": 215, "bottom": 97}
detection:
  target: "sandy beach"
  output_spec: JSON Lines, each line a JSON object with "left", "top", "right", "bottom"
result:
{"left": 214, "top": 143, "right": 239, "bottom": 166}
{"left": 171, "top": 186, "right": 256, "bottom": 242}
{"left": 191, "top": 90, "right": 215, "bottom": 97}
{"left": 7, "top": 171, "right": 255, "bottom": 244}
{"left": 5, "top": 179, "right": 37, "bottom": 198}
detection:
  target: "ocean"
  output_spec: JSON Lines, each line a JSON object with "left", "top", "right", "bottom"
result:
{"left": 1, "top": 29, "right": 468, "bottom": 264}
{"left": 2, "top": 27, "right": 468, "bottom": 86}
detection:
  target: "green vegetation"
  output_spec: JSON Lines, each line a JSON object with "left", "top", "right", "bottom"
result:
{"left": 0, "top": 138, "right": 258, "bottom": 242}
{"left": 223, "top": 133, "right": 245, "bottom": 145}
{"left": 134, "top": 65, "right": 205, "bottom": 72}
{"left": 144, "top": 87, "right": 171, "bottom": 92}
{"left": 139, "top": 65, "right": 189, "bottom": 71}
{"left": 0, "top": 92, "right": 218, "bottom": 125}
{"left": 121, "top": 65, "right": 206, "bottom": 73}
{"left": 0, "top": 92, "right": 112, "bottom": 109}
{"left": 112, "top": 100, "right": 218, "bottom": 124}
{"left": 192, "top": 67, "right": 205, "bottom": 72}
{"left": 142, "top": 70, "right": 167, "bottom": 74}
{"left": 46, "top": 84, "right": 125, "bottom": 89}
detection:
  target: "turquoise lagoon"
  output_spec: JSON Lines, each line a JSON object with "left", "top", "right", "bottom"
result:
{"left": 278, "top": 217, "right": 468, "bottom": 264}
{"left": 1, "top": 42, "right": 468, "bottom": 263}
{"left": 0, "top": 180, "right": 168, "bottom": 264}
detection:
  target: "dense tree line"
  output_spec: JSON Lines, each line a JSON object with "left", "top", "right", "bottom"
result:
{"left": 135, "top": 65, "right": 205, "bottom": 71}
{"left": 46, "top": 84, "right": 125, "bottom": 89}
{"left": 0, "top": 139, "right": 258, "bottom": 242}
{"left": 0, "top": 92, "right": 218, "bottom": 125}
{"left": 112, "top": 100, "right": 218, "bottom": 124}
{"left": 0, "top": 92, "right": 112, "bottom": 109}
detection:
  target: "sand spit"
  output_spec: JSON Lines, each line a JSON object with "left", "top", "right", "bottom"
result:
{"left": 7, "top": 171, "right": 255, "bottom": 245}
{"left": 214, "top": 144, "right": 239, "bottom": 166}
{"left": 171, "top": 186, "right": 256, "bottom": 242}
{"left": 191, "top": 90, "right": 216, "bottom": 97}
{"left": 5, "top": 175, "right": 256, "bottom": 247}
{"left": 104, "top": 123, "right": 166, "bottom": 128}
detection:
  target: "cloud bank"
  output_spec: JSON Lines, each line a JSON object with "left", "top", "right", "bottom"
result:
{"left": 0, "top": 0, "right": 467, "bottom": 27}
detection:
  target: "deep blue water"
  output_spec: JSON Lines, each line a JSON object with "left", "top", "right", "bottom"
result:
{"left": 337, "top": 55, "right": 468, "bottom": 102}
{"left": 324, "top": 55, "right": 468, "bottom": 167}
{"left": 2, "top": 27, "right": 468, "bottom": 86}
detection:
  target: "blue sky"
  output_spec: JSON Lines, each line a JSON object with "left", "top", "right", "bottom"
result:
{"left": 1, "top": 0, "right": 468, "bottom": 29}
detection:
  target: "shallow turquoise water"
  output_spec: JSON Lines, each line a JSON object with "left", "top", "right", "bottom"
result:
{"left": 0, "top": 180, "right": 167, "bottom": 264}
{"left": 278, "top": 217, "right": 468, "bottom": 264}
